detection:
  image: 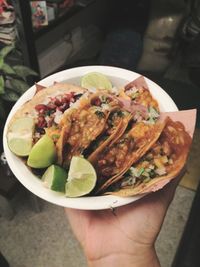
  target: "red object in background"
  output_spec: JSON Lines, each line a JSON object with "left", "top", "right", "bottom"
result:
{"left": 59, "top": 0, "right": 75, "bottom": 9}
{"left": 0, "top": 0, "right": 12, "bottom": 14}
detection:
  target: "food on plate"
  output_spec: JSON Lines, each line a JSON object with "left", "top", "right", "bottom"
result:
{"left": 120, "top": 76, "right": 159, "bottom": 111}
{"left": 107, "top": 116, "right": 193, "bottom": 196}
{"left": 27, "top": 134, "right": 56, "bottom": 168}
{"left": 81, "top": 71, "right": 112, "bottom": 90}
{"left": 65, "top": 156, "right": 97, "bottom": 197}
{"left": 86, "top": 107, "right": 132, "bottom": 163}
{"left": 7, "top": 117, "right": 35, "bottom": 156}
{"left": 57, "top": 92, "right": 120, "bottom": 167}
{"left": 94, "top": 119, "right": 166, "bottom": 194}
{"left": 8, "top": 82, "right": 87, "bottom": 146}
{"left": 42, "top": 164, "right": 67, "bottom": 193}
{"left": 6, "top": 72, "right": 195, "bottom": 198}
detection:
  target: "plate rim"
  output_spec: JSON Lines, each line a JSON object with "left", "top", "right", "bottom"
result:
{"left": 3, "top": 65, "right": 178, "bottom": 210}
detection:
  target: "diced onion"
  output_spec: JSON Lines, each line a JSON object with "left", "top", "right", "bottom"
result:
{"left": 101, "top": 103, "right": 110, "bottom": 110}
{"left": 45, "top": 116, "right": 51, "bottom": 123}
{"left": 88, "top": 87, "right": 97, "bottom": 93}
{"left": 129, "top": 167, "right": 139, "bottom": 177}
{"left": 121, "top": 176, "right": 136, "bottom": 187}
{"left": 142, "top": 171, "right": 150, "bottom": 177}
{"left": 54, "top": 109, "right": 63, "bottom": 124}
{"left": 161, "top": 156, "right": 168, "bottom": 164}
{"left": 155, "top": 167, "right": 166, "bottom": 176}
{"left": 110, "top": 86, "right": 119, "bottom": 95}
{"left": 154, "top": 158, "right": 164, "bottom": 168}
{"left": 127, "top": 86, "right": 138, "bottom": 94}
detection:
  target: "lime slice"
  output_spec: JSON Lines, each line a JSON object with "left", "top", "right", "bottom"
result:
{"left": 65, "top": 156, "right": 97, "bottom": 197}
{"left": 81, "top": 72, "right": 112, "bottom": 90}
{"left": 42, "top": 165, "right": 67, "bottom": 192}
{"left": 7, "top": 117, "right": 35, "bottom": 156}
{"left": 27, "top": 135, "right": 56, "bottom": 168}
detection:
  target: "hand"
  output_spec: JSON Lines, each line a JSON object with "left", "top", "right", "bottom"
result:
{"left": 65, "top": 173, "right": 184, "bottom": 267}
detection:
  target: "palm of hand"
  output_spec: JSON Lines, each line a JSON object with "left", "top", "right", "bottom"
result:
{"left": 65, "top": 181, "right": 176, "bottom": 261}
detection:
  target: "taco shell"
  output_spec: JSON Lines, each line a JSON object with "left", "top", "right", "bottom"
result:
{"left": 8, "top": 82, "right": 86, "bottom": 127}
{"left": 108, "top": 109, "right": 196, "bottom": 197}
{"left": 95, "top": 118, "right": 167, "bottom": 194}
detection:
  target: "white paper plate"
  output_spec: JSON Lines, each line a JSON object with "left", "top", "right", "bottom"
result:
{"left": 3, "top": 66, "right": 178, "bottom": 210}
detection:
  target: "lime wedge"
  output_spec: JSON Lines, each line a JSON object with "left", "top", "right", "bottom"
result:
{"left": 27, "top": 135, "right": 56, "bottom": 168}
{"left": 42, "top": 165, "right": 67, "bottom": 192}
{"left": 7, "top": 117, "right": 35, "bottom": 156}
{"left": 81, "top": 72, "right": 112, "bottom": 90}
{"left": 65, "top": 156, "right": 97, "bottom": 197}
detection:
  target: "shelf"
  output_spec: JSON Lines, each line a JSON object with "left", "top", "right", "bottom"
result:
{"left": 33, "top": 1, "right": 96, "bottom": 39}
{"left": 16, "top": 0, "right": 109, "bottom": 78}
{"left": 33, "top": 5, "right": 82, "bottom": 39}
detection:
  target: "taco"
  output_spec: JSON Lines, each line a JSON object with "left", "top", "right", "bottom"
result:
{"left": 8, "top": 82, "right": 87, "bottom": 145}
{"left": 119, "top": 76, "right": 160, "bottom": 123}
{"left": 94, "top": 118, "right": 167, "bottom": 194}
{"left": 107, "top": 116, "right": 193, "bottom": 197}
{"left": 59, "top": 92, "right": 121, "bottom": 167}
{"left": 87, "top": 107, "right": 132, "bottom": 164}
{"left": 122, "top": 76, "right": 159, "bottom": 109}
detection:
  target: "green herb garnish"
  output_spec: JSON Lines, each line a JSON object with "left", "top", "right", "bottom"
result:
{"left": 45, "top": 110, "right": 54, "bottom": 116}
{"left": 51, "top": 134, "right": 60, "bottom": 140}
{"left": 137, "top": 167, "right": 145, "bottom": 176}
{"left": 95, "top": 110, "right": 105, "bottom": 118}
{"left": 131, "top": 92, "right": 139, "bottom": 100}
{"left": 147, "top": 107, "right": 159, "bottom": 124}
{"left": 116, "top": 110, "right": 124, "bottom": 117}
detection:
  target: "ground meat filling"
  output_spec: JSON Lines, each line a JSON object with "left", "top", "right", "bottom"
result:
{"left": 63, "top": 95, "right": 117, "bottom": 165}
{"left": 120, "top": 123, "right": 185, "bottom": 188}
{"left": 97, "top": 121, "right": 162, "bottom": 181}
{"left": 124, "top": 85, "right": 159, "bottom": 111}
{"left": 120, "top": 140, "right": 174, "bottom": 188}
{"left": 98, "top": 136, "right": 135, "bottom": 178}
{"left": 105, "top": 110, "right": 125, "bottom": 136}
{"left": 67, "top": 109, "right": 107, "bottom": 149}
{"left": 83, "top": 110, "right": 129, "bottom": 158}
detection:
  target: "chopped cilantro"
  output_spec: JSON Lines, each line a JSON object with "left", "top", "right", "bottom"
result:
{"left": 137, "top": 167, "right": 145, "bottom": 176}
{"left": 95, "top": 110, "right": 105, "bottom": 118}
{"left": 51, "top": 134, "right": 60, "bottom": 141}
{"left": 147, "top": 107, "right": 159, "bottom": 124}
{"left": 118, "top": 137, "right": 129, "bottom": 144}
{"left": 149, "top": 170, "right": 156, "bottom": 178}
{"left": 131, "top": 92, "right": 139, "bottom": 100}
{"left": 116, "top": 110, "right": 124, "bottom": 117}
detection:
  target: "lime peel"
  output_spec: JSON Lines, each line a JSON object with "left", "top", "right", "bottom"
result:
{"left": 42, "top": 164, "right": 67, "bottom": 193}
{"left": 65, "top": 156, "right": 97, "bottom": 197}
{"left": 27, "top": 134, "right": 56, "bottom": 168}
{"left": 81, "top": 72, "right": 112, "bottom": 90}
{"left": 7, "top": 117, "right": 35, "bottom": 156}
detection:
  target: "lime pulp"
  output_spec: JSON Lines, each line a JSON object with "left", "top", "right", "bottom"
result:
{"left": 7, "top": 117, "right": 35, "bottom": 156}
{"left": 65, "top": 156, "right": 97, "bottom": 197}
{"left": 81, "top": 72, "right": 112, "bottom": 90}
